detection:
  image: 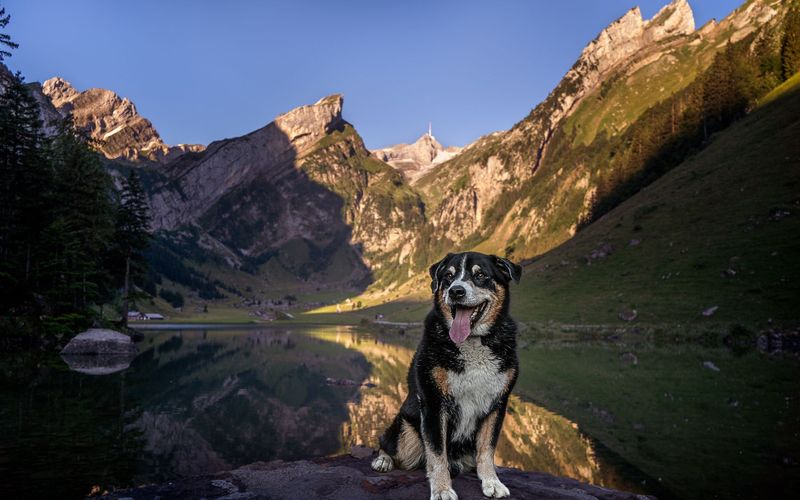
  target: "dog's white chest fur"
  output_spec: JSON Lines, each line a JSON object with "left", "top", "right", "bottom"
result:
{"left": 447, "top": 338, "right": 506, "bottom": 441}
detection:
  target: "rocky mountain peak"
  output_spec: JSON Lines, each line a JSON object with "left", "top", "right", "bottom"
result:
{"left": 372, "top": 132, "right": 462, "bottom": 183}
{"left": 508, "top": 0, "right": 697, "bottom": 171}
{"left": 41, "top": 76, "right": 204, "bottom": 163}
{"left": 576, "top": 8, "right": 645, "bottom": 80}
{"left": 274, "top": 93, "right": 344, "bottom": 153}
{"left": 41, "top": 77, "right": 79, "bottom": 107}
{"left": 643, "top": 0, "right": 695, "bottom": 43}
{"left": 719, "top": 0, "right": 778, "bottom": 43}
{"left": 413, "top": 133, "right": 446, "bottom": 162}
{"left": 575, "top": 0, "right": 694, "bottom": 83}
{"left": 399, "top": 133, "right": 446, "bottom": 163}
{"left": 42, "top": 76, "right": 166, "bottom": 160}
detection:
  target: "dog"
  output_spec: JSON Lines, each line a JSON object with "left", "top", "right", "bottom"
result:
{"left": 371, "top": 252, "right": 522, "bottom": 500}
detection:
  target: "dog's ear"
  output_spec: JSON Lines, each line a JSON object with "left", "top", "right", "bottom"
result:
{"left": 429, "top": 253, "right": 454, "bottom": 293}
{"left": 492, "top": 255, "right": 522, "bottom": 284}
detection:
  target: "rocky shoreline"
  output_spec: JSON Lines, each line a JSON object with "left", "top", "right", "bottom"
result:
{"left": 104, "top": 453, "right": 652, "bottom": 500}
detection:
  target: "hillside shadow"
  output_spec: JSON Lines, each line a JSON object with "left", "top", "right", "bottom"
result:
{"left": 151, "top": 118, "right": 374, "bottom": 293}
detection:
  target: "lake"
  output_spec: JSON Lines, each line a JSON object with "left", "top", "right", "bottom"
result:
{"left": 0, "top": 325, "right": 797, "bottom": 499}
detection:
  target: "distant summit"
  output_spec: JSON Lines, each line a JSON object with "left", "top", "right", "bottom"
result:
{"left": 372, "top": 129, "right": 462, "bottom": 183}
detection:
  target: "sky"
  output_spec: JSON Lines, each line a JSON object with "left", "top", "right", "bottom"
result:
{"left": 3, "top": 0, "right": 742, "bottom": 149}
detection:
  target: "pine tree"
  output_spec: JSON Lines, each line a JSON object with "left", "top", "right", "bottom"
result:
{"left": 782, "top": 6, "right": 800, "bottom": 80}
{"left": 755, "top": 31, "right": 782, "bottom": 91}
{"left": 114, "top": 170, "right": 151, "bottom": 327}
{"left": 0, "top": 74, "right": 50, "bottom": 312}
{"left": 0, "top": 7, "right": 19, "bottom": 61}
{"left": 42, "top": 120, "right": 115, "bottom": 315}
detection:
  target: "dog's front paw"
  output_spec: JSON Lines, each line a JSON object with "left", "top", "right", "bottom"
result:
{"left": 430, "top": 487, "right": 458, "bottom": 500}
{"left": 481, "top": 477, "right": 510, "bottom": 498}
{"left": 371, "top": 454, "right": 394, "bottom": 473}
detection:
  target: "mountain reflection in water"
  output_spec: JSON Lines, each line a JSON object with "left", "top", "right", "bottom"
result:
{"left": 319, "top": 328, "right": 641, "bottom": 492}
{"left": 0, "top": 326, "right": 648, "bottom": 497}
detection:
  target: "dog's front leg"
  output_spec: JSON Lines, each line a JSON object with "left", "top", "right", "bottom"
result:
{"left": 421, "top": 404, "right": 456, "bottom": 500}
{"left": 476, "top": 408, "right": 510, "bottom": 498}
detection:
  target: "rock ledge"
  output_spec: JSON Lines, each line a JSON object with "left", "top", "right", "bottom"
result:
{"left": 105, "top": 454, "right": 653, "bottom": 499}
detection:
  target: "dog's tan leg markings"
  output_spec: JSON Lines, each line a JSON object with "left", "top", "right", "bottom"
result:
{"left": 424, "top": 412, "right": 457, "bottom": 500}
{"left": 504, "top": 367, "right": 516, "bottom": 392}
{"left": 395, "top": 420, "right": 424, "bottom": 469}
{"left": 432, "top": 367, "right": 450, "bottom": 395}
{"left": 476, "top": 410, "right": 510, "bottom": 498}
{"left": 371, "top": 449, "right": 394, "bottom": 473}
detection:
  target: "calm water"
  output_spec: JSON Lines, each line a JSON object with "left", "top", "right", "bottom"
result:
{"left": 0, "top": 326, "right": 797, "bottom": 498}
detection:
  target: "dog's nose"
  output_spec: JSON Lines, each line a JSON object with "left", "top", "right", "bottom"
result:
{"left": 448, "top": 285, "right": 466, "bottom": 300}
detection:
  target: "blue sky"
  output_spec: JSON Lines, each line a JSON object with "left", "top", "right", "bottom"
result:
{"left": 3, "top": 0, "right": 742, "bottom": 149}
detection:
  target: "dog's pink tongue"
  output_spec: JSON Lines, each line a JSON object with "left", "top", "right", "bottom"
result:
{"left": 449, "top": 307, "right": 473, "bottom": 344}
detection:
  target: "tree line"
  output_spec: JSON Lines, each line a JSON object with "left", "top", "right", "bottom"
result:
{"left": 0, "top": 71, "right": 150, "bottom": 340}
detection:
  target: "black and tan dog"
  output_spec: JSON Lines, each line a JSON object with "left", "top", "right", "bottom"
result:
{"left": 371, "top": 252, "right": 522, "bottom": 500}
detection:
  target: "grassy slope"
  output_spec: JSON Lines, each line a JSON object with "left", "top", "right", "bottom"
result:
{"left": 512, "top": 78, "right": 800, "bottom": 327}
{"left": 563, "top": 39, "right": 707, "bottom": 147}
{"left": 307, "top": 76, "right": 800, "bottom": 328}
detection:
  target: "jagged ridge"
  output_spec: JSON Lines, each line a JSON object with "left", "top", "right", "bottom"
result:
{"left": 42, "top": 77, "right": 204, "bottom": 162}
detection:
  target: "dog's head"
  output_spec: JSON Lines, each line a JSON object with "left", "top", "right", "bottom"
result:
{"left": 429, "top": 252, "right": 522, "bottom": 344}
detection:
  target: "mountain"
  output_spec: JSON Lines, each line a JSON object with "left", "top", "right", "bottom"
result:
{"left": 41, "top": 77, "right": 204, "bottom": 162}
{"left": 137, "top": 94, "right": 424, "bottom": 291}
{"left": 372, "top": 132, "right": 462, "bottom": 183}
{"left": 22, "top": 0, "right": 793, "bottom": 310}
{"left": 340, "top": 1, "right": 798, "bottom": 325}
{"left": 0, "top": 63, "right": 61, "bottom": 135}
{"left": 411, "top": 0, "right": 783, "bottom": 265}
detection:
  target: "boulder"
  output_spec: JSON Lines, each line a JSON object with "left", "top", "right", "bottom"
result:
{"left": 60, "top": 328, "right": 137, "bottom": 356}
{"left": 104, "top": 454, "right": 653, "bottom": 499}
{"left": 618, "top": 308, "right": 638, "bottom": 322}
{"left": 620, "top": 352, "right": 639, "bottom": 365}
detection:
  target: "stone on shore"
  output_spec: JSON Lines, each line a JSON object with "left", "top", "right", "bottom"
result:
{"left": 104, "top": 454, "right": 653, "bottom": 499}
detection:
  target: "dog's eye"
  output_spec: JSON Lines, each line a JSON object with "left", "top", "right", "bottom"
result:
{"left": 444, "top": 272, "right": 454, "bottom": 280}
{"left": 473, "top": 271, "right": 486, "bottom": 280}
